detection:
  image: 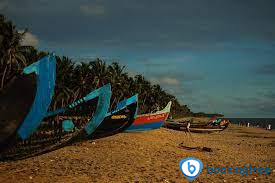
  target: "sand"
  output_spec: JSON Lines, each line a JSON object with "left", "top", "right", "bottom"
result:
{"left": 0, "top": 124, "right": 274, "bottom": 183}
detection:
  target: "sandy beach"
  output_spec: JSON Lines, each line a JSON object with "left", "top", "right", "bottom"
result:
{"left": 0, "top": 124, "right": 274, "bottom": 183}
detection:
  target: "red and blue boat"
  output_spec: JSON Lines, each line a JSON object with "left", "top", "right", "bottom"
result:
{"left": 126, "top": 101, "right": 172, "bottom": 132}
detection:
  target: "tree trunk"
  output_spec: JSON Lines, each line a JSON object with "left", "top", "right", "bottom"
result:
{"left": 110, "top": 97, "right": 117, "bottom": 111}
{"left": 0, "top": 64, "right": 8, "bottom": 89}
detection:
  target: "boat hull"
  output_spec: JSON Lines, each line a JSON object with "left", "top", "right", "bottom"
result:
{"left": 125, "top": 121, "right": 164, "bottom": 132}
{"left": 0, "top": 75, "right": 36, "bottom": 146}
{"left": 91, "top": 95, "right": 138, "bottom": 139}
{"left": 126, "top": 112, "right": 169, "bottom": 132}
{"left": 0, "top": 85, "right": 111, "bottom": 160}
{"left": 125, "top": 101, "right": 171, "bottom": 132}
{"left": 164, "top": 120, "right": 229, "bottom": 133}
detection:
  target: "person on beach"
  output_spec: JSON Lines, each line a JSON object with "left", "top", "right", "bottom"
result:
{"left": 266, "top": 124, "right": 272, "bottom": 131}
{"left": 187, "top": 121, "right": 190, "bottom": 133}
{"left": 184, "top": 120, "right": 193, "bottom": 141}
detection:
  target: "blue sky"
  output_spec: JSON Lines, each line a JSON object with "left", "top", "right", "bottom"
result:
{"left": 1, "top": 0, "right": 274, "bottom": 117}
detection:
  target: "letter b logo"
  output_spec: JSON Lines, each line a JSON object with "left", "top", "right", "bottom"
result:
{"left": 179, "top": 158, "right": 203, "bottom": 181}
{"left": 188, "top": 162, "right": 196, "bottom": 174}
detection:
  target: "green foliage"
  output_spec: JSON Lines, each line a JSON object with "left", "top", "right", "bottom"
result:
{"left": 192, "top": 112, "right": 224, "bottom": 117}
{"left": 0, "top": 14, "right": 28, "bottom": 90}
{"left": 48, "top": 57, "right": 193, "bottom": 116}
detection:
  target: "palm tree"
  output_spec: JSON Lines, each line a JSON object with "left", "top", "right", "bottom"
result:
{"left": 89, "top": 59, "right": 109, "bottom": 88}
{"left": 49, "top": 56, "right": 76, "bottom": 110}
{"left": 0, "top": 15, "right": 28, "bottom": 90}
{"left": 73, "top": 62, "right": 95, "bottom": 99}
{"left": 107, "top": 62, "right": 129, "bottom": 110}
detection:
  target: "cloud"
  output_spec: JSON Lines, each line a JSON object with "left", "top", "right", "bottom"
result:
{"left": 259, "top": 91, "right": 275, "bottom": 102}
{"left": 80, "top": 4, "right": 106, "bottom": 16}
{"left": 229, "top": 95, "right": 275, "bottom": 116}
{"left": 255, "top": 64, "right": 275, "bottom": 75}
{"left": 150, "top": 76, "right": 180, "bottom": 86}
{"left": 20, "top": 31, "right": 39, "bottom": 46}
{"left": 264, "top": 92, "right": 275, "bottom": 99}
{"left": 161, "top": 77, "right": 180, "bottom": 86}
{"left": 148, "top": 71, "right": 204, "bottom": 83}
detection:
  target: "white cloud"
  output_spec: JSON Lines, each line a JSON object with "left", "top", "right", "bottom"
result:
{"left": 161, "top": 77, "right": 180, "bottom": 85}
{"left": 20, "top": 31, "right": 39, "bottom": 46}
{"left": 150, "top": 77, "right": 180, "bottom": 86}
{"left": 80, "top": 4, "right": 106, "bottom": 16}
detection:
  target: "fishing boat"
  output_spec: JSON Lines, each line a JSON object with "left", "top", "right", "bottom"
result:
{"left": 0, "top": 54, "right": 56, "bottom": 148}
{"left": 0, "top": 82, "right": 111, "bottom": 160}
{"left": 162, "top": 120, "right": 182, "bottom": 130}
{"left": 164, "top": 118, "right": 229, "bottom": 133}
{"left": 188, "top": 118, "right": 229, "bottom": 132}
{"left": 125, "top": 101, "right": 172, "bottom": 132}
{"left": 91, "top": 94, "right": 138, "bottom": 139}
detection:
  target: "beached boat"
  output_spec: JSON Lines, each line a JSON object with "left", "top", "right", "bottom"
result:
{"left": 164, "top": 118, "right": 229, "bottom": 133}
{"left": 0, "top": 84, "right": 111, "bottom": 160}
{"left": 125, "top": 101, "right": 172, "bottom": 132}
{"left": 188, "top": 119, "right": 229, "bottom": 132}
{"left": 180, "top": 122, "right": 229, "bottom": 133}
{"left": 162, "top": 120, "right": 182, "bottom": 130}
{"left": 91, "top": 94, "right": 138, "bottom": 139}
{"left": 0, "top": 54, "right": 56, "bottom": 147}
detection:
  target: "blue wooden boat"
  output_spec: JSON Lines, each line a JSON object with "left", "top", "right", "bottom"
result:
{"left": 0, "top": 84, "right": 111, "bottom": 160}
{"left": 91, "top": 94, "right": 138, "bottom": 139}
{"left": 0, "top": 54, "right": 56, "bottom": 147}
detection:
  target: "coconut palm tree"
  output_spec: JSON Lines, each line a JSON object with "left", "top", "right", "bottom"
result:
{"left": 107, "top": 62, "right": 129, "bottom": 110}
{"left": 0, "top": 15, "right": 28, "bottom": 90}
{"left": 49, "top": 56, "right": 76, "bottom": 110}
{"left": 89, "top": 59, "right": 109, "bottom": 88}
